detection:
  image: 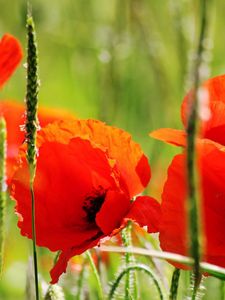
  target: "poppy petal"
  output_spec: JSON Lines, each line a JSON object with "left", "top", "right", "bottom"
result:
{"left": 202, "top": 74, "right": 225, "bottom": 104}
{"left": 11, "top": 137, "right": 118, "bottom": 251}
{"left": 38, "top": 119, "right": 151, "bottom": 198}
{"left": 201, "top": 101, "right": 225, "bottom": 145}
{"left": 159, "top": 153, "right": 188, "bottom": 269}
{"left": 96, "top": 190, "right": 130, "bottom": 235}
{"left": 0, "top": 100, "right": 73, "bottom": 180}
{"left": 181, "top": 74, "right": 225, "bottom": 127}
{"left": 0, "top": 34, "right": 23, "bottom": 88}
{"left": 124, "top": 196, "right": 161, "bottom": 233}
{"left": 160, "top": 140, "right": 225, "bottom": 268}
{"left": 50, "top": 235, "right": 103, "bottom": 284}
{"left": 199, "top": 142, "right": 225, "bottom": 265}
{"left": 150, "top": 128, "right": 186, "bottom": 147}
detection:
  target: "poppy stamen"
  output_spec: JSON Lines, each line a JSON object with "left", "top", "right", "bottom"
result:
{"left": 83, "top": 186, "right": 106, "bottom": 223}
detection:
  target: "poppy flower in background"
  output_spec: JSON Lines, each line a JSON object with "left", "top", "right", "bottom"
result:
{"left": 0, "top": 100, "right": 74, "bottom": 180}
{"left": 150, "top": 74, "right": 225, "bottom": 270}
{"left": 10, "top": 119, "right": 161, "bottom": 283}
{"left": 0, "top": 34, "right": 23, "bottom": 89}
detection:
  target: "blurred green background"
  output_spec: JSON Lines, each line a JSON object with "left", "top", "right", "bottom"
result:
{"left": 0, "top": 0, "right": 225, "bottom": 299}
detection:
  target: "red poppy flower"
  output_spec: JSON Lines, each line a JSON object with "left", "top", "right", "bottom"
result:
{"left": 150, "top": 74, "right": 225, "bottom": 269}
{"left": 0, "top": 100, "right": 74, "bottom": 180}
{"left": 0, "top": 34, "right": 23, "bottom": 89}
{"left": 10, "top": 119, "right": 161, "bottom": 283}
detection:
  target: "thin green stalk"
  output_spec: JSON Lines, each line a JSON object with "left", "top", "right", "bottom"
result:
{"left": 100, "top": 246, "right": 225, "bottom": 280}
{"left": 108, "top": 264, "right": 165, "bottom": 300}
{"left": 75, "top": 261, "right": 86, "bottom": 300}
{"left": 25, "top": 9, "right": 40, "bottom": 300}
{"left": 0, "top": 118, "right": 6, "bottom": 276}
{"left": 169, "top": 268, "right": 180, "bottom": 300}
{"left": 86, "top": 251, "right": 104, "bottom": 300}
{"left": 30, "top": 187, "right": 39, "bottom": 300}
{"left": 220, "top": 281, "right": 225, "bottom": 300}
{"left": 186, "top": 0, "right": 208, "bottom": 288}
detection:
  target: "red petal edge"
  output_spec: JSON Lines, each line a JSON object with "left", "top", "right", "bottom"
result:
{"left": 0, "top": 34, "right": 23, "bottom": 88}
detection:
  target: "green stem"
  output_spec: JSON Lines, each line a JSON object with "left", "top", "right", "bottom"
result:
{"left": 0, "top": 118, "right": 6, "bottom": 276}
{"left": 75, "top": 261, "right": 86, "bottom": 300}
{"left": 121, "top": 222, "right": 138, "bottom": 300}
{"left": 30, "top": 184, "right": 39, "bottom": 300}
{"left": 169, "top": 268, "right": 180, "bottom": 300}
{"left": 108, "top": 264, "right": 165, "bottom": 300}
{"left": 99, "top": 246, "right": 225, "bottom": 280}
{"left": 186, "top": 0, "right": 208, "bottom": 286}
{"left": 221, "top": 280, "right": 225, "bottom": 300}
{"left": 121, "top": 228, "right": 131, "bottom": 300}
{"left": 86, "top": 251, "right": 104, "bottom": 300}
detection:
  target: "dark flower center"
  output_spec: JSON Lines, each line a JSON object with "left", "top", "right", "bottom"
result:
{"left": 83, "top": 186, "right": 106, "bottom": 223}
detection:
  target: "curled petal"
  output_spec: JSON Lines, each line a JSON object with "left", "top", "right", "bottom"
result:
{"left": 125, "top": 196, "right": 161, "bottom": 233}
{"left": 96, "top": 190, "right": 130, "bottom": 235}
{"left": 50, "top": 234, "right": 103, "bottom": 284}
{"left": 150, "top": 128, "right": 186, "bottom": 147}
{"left": 0, "top": 34, "right": 23, "bottom": 88}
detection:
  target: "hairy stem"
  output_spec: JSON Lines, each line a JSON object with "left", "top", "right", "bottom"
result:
{"left": 100, "top": 246, "right": 225, "bottom": 280}
{"left": 121, "top": 222, "right": 138, "bottom": 299}
{"left": 186, "top": 0, "right": 208, "bottom": 288}
{"left": 108, "top": 264, "right": 164, "bottom": 300}
{"left": 86, "top": 251, "right": 104, "bottom": 300}
{"left": 0, "top": 118, "right": 6, "bottom": 276}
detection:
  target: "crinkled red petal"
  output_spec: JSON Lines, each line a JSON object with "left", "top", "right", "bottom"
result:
{"left": 38, "top": 119, "right": 151, "bottom": 198}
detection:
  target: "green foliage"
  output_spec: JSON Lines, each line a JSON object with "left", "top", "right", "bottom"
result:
{"left": 169, "top": 269, "right": 180, "bottom": 300}
{"left": 0, "top": 118, "right": 6, "bottom": 276}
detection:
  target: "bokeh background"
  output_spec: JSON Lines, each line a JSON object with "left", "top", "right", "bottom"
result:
{"left": 0, "top": 0, "right": 225, "bottom": 299}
